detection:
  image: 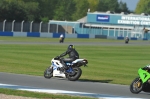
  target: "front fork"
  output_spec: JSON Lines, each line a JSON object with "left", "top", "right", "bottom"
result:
{"left": 135, "top": 78, "right": 142, "bottom": 88}
{"left": 47, "top": 66, "right": 53, "bottom": 73}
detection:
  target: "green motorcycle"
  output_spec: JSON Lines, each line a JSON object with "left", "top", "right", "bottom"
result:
{"left": 130, "top": 65, "right": 150, "bottom": 94}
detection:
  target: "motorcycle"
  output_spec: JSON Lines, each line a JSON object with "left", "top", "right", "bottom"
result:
{"left": 59, "top": 34, "right": 64, "bottom": 43}
{"left": 125, "top": 37, "right": 129, "bottom": 44}
{"left": 130, "top": 65, "right": 150, "bottom": 94}
{"left": 44, "top": 56, "right": 88, "bottom": 81}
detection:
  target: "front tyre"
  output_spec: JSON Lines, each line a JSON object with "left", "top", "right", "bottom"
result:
{"left": 130, "top": 77, "right": 143, "bottom": 94}
{"left": 44, "top": 66, "right": 53, "bottom": 79}
{"left": 67, "top": 67, "right": 82, "bottom": 81}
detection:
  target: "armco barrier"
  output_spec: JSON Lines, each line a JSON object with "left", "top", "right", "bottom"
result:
{"left": 65, "top": 34, "right": 77, "bottom": 38}
{"left": 117, "top": 37, "right": 124, "bottom": 40}
{"left": 77, "top": 34, "right": 89, "bottom": 38}
{"left": 13, "top": 32, "right": 27, "bottom": 37}
{"left": 95, "top": 35, "right": 107, "bottom": 39}
{"left": 89, "top": 34, "right": 95, "bottom": 39}
{"left": 143, "top": 38, "right": 148, "bottom": 40}
{"left": 27, "top": 32, "right": 40, "bottom": 37}
{"left": 40, "top": 32, "right": 53, "bottom": 38}
{"left": 53, "top": 33, "right": 65, "bottom": 38}
{"left": 0, "top": 32, "right": 148, "bottom": 40}
{"left": 0, "top": 32, "right": 13, "bottom": 36}
{"left": 130, "top": 37, "right": 137, "bottom": 40}
{"left": 107, "top": 36, "right": 117, "bottom": 39}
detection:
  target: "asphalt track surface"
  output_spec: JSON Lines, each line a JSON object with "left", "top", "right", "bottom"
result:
{"left": 0, "top": 72, "right": 149, "bottom": 99}
{"left": 0, "top": 40, "right": 150, "bottom": 99}
{"left": 0, "top": 40, "right": 150, "bottom": 46}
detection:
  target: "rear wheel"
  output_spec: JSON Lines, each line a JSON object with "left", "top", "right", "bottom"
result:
{"left": 67, "top": 67, "right": 82, "bottom": 81}
{"left": 130, "top": 77, "right": 143, "bottom": 94}
{"left": 44, "top": 66, "right": 53, "bottom": 79}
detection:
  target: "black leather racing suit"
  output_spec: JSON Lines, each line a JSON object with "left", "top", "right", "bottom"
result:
{"left": 59, "top": 48, "right": 79, "bottom": 69}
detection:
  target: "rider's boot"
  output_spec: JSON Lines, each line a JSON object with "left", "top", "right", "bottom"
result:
{"left": 60, "top": 65, "right": 68, "bottom": 72}
{"left": 59, "top": 59, "right": 68, "bottom": 72}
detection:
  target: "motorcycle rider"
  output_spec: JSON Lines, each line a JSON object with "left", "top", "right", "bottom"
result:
{"left": 57, "top": 45, "right": 79, "bottom": 72}
{"left": 125, "top": 36, "right": 129, "bottom": 44}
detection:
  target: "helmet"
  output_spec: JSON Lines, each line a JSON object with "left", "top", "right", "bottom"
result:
{"left": 68, "top": 45, "right": 75, "bottom": 50}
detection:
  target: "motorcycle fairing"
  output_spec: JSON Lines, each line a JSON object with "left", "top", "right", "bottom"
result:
{"left": 138, "top": 68, "right": 150, "bottom": 83}
{"left": 52, "top": 62, "right": 57, "bottom": 70}
{"left": 65, "top": 63, "right": 73, "bottom": 66}
{"left": 72, "top": 59, "right": 84, "bottom": 64}
{"left": 52, "top": 60, "right": 66, "bottom": 78}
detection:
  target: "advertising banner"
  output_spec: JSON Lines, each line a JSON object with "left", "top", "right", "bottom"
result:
{"left": 88, "top": 13, "right": 150, "bottom": 26}
{"left": 118, "top": 16, "right": 150, "bottom": 25}
{"left": 96, "top": 15, "right": 110, "bottom": 22}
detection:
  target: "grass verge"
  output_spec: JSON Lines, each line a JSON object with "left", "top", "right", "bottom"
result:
{"left": 0, "top": 88, "right": 95, "bottom": 99}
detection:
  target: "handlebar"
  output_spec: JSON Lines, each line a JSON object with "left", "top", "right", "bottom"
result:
{"left": 54, "top": 56, "right": 60, "bottom": 60}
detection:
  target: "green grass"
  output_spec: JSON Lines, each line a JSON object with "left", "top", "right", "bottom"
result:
{"left": 0, "top": 88, "right": 95, "bottom": 99}
{"left": 0, "top": 37, "right": 150, "bottom": 85}
{"left": 0, "top": 36, "right": 150, "bottom": 98}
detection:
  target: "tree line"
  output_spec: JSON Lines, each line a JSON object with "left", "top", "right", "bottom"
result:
{"left": 0, "top": 0, "right": 135, "bottom": 22}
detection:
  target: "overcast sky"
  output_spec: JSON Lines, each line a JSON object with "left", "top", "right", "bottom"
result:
{"left": 118, "top": 0, "right": 139, "bottom": 11}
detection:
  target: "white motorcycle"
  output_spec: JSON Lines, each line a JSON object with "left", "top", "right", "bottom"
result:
{"left": 44, "top": 56, "right": 88, "bottom": 81}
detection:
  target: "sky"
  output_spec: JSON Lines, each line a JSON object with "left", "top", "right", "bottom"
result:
{"left": 118, "top": 0, "right": 139, "bottom": 11}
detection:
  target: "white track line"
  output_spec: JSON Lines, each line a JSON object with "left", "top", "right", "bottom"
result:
{"left": 0, "top": 83, "right": 142, "bottom": 99}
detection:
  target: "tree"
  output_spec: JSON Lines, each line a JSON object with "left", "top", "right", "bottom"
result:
{"left": 72, "top": 0, "right": 89, "bottom": 21}
{"left": 96, "top": 0, "right": 107, "bottom": 12}
{"left": 0, "top": 0, "right": 26, "bottom": 21}
{"left": 22, "top": 0, "right": 58, "bottom": 22}
{"left": 96, "top": 0, "right": 118, "bottom": 12}
{"left": 96, "top": 0, "right": 130, "bottom": 13}
{"left": 116, "top": 0, "right": 129, "bottom": 13}
{"left": 35, "top": 0, "right": 58, "bottom": 22}
{"left": 24, "top": 2, "right": 40, "bottom": 21}
{"left": 135, "top": 0, "right": 150, "bottom": 14}
{"left": 0, "top": 0, "right": 40, "bottom": 21}
{"left": 0, "top": 0, "right": 131, "bottom": 22}
{"left": 53, "top": 0, "right": 76, "bottom": 21}
{"left": 87, "top": 0, "right": 99, "bottom": 12}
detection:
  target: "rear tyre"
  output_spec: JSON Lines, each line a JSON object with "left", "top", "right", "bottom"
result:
{"left": 130, "top": 77, "right": 143, "bottom": 94}
{"left": 44, "top": 66, "right": 53, "bottom": 79}
{"left": 67, "top": 67, "right": 82, "bottom": 81}
{"left": 125, "top": 40, "right": 128, "bottom": 44}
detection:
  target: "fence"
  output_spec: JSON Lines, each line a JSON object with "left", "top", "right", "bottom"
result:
{"left": 0, "top": 20, "right": 74, "bottom": 33}
{"left": 0, "top": 20, "right": 149, "bottom": 39}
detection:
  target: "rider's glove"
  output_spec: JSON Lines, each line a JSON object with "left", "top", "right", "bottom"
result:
{"left": 55, "top": 56, "right": 60, "bottom": 59}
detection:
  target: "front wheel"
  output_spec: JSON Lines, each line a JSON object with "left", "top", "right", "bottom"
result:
{"left": 44, "top": 66, "right": 53, "bottom": 79}
{"left": 130, "top": 77, "right": 143, "bottom": 94}
{"left": 67, "top": 67, "right": 82, "bottom": 81}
